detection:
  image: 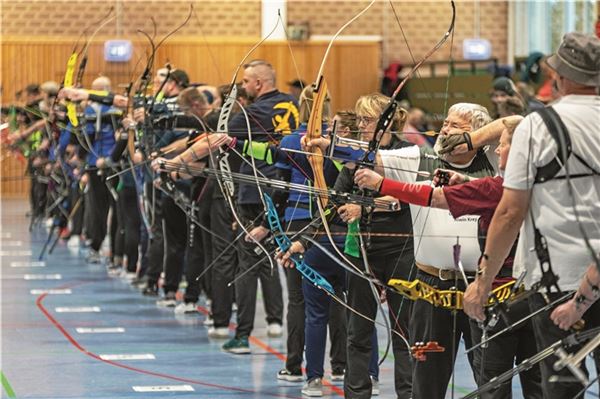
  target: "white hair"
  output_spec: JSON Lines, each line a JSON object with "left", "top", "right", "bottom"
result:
{"left": 447, "top": 103, "right": 491, "bottom": 130}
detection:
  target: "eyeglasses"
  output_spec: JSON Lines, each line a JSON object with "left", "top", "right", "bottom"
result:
{"left": 356, "top": 115, "right": 377, "bottom": 125}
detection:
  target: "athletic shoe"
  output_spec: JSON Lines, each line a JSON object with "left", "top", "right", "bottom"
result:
{"left": 120, "top": 270, "right": 136, "bottom": 281}
{"left": 301, "top": 377, "right": 323, "bottom": 397}
{"left": 207, "top": 327, "right": 230, "bottom": 339}
{"left": 142, "top": 284, "right": 159, "bottom": 297}
{"left": 106, "top": 263, "right": 121, "bottom": 276}
{"left": 203, "top": 314, "right": 214, "bottom": 326}
{"left": 267, "top": 323, "right": 283, "bottom": 337}
{"left": 330, "top": 370, "right": 344, "bottom": 382}
{"left": 156, "top": 292, "right": 177, "bottom": 307}
{"left": 86, "top": 250, "right": 102, "bottom": 264}
{"left": 222, "top": 337, "right": 250, "bottom": 354}
{"left": 67, "top": 235, "right": 80, "bottom": 248}
{"left": 174, "top": 302, "right": 198, "bottom": 314}
{"left": 277, "top": 369, "right": 303, "bottom": 382}
{"left": 130, "top": 276, "right": 147, "bottom": 288}
{"left": 371, "top": 376, "right": 379, "bottom": 396}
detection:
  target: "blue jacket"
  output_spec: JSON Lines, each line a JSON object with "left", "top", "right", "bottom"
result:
{"left": 84, "top": 104, "right": 119, "bottom": 166}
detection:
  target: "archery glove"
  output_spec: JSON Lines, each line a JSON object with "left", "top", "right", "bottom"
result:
{"left": 437, "top": 132, "right": 473, "bottom": 155}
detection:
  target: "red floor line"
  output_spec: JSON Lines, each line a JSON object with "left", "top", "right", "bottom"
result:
{"left": 35, "top": 285, "right": 302, "bottom": 399}
{"left": 197, "top": 305, "right": 345, "bottom": 397}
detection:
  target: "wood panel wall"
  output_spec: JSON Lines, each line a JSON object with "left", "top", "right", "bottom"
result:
{"left": 1, "top": 37, "right": 381, "bottom": 197}
{"left": 0, "top": 152, "right": 30, "bottom": 199}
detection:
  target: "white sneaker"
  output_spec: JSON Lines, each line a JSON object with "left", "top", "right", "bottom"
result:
{"left": 371, "top": 376, "right": 379, "bottom": 396}
{"left": 120, "top": 270, "right": 136, "bottom": 281}
{"left": 208, "top": 327, "right": 230, "bottom": 338}
{"left": 203, "top": 314, "right": 214, "bottom": 326}
{"left": 156, "top": 292, "right": 177, "bottom": 308}
{"left": 330, "top": 371, "right": 344, "bottom": 382}
{"left": 67, "top": 235, "right": 80, "bottom": 247}
{"left": 174, "top": 302, "right": 198, "bottom": 314}
{"left": 267, "top": 323, "right": 283, "bottom": 337}
{"left": 301, "top": 378, "right": 323, "bottom": 397}
{"left": 86, "top": 250, "right": 102, "bottom": 264}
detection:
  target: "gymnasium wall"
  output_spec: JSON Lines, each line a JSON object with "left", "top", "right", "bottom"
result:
{"left": 1, "top": 0, "right": 510, "bottom": 198}
{"left": 1, "top": 0, "right": 510, "bottom": 65}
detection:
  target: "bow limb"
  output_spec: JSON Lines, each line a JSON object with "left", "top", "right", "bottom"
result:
{"left": 208, "top": 18, "right": 283, "bottom": 272}
{"left": 264, "top": 193, "right": 334, "bottom": 294}
{"left": 302, "top": 5, "right": 395, "bottom": 359}
{"left": 266, "top": 194, "right": 410, "bottom": 346}
{"left": 69, "top": 11, "right": 116, "bottom": 127}
{"left": 386, "top": 278, "right": 520, "bottom": 311}
{"left": 306, "top": 0, "right": 383, "bottom": 284}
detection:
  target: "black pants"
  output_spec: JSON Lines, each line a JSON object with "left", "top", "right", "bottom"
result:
{"left": 345, "top": 251, "right": 414, "bottom": 399}
{"left": 145, "top": 188, "right": 165, "bottom": 286}
{"left": 30, "top": 172, "right": 47, "bottom": 219}
{"left": 86, "top": 171, "right": 112, "bottom": 252}
{"left": 469, "top": 300, "right": 542, "bottom": 399}
{"left": 210, "top": 197, "right": 237, "bottom": 328}
{"left": 409, "top": 270, "right": 475, "bottom": 399}
{"left": 234, "top": 203, "right": 283, "bottom": 339}
{"left": 161, "top": 196, "right": 187, "bottom": 294}
{"left": 69, "top": 183, "right": 84, "bottom": 236}
{"left": 116, "top": 186, "right": 141, "bottom": 272}
{"left": 138, "top": 222, "right": 149, "bottom": 278}
{"left": 529, "top": 292, "right": 600, "bottom": 399}
{"left": 182, "top": 199, "right": 214, "bottom": 303}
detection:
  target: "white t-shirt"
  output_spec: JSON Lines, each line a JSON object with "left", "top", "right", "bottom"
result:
{"left": 380, "top": 145, "right": 496, "bottom": 271}
{"left": 503, "top": 95, "right": 600, "bottom": 291}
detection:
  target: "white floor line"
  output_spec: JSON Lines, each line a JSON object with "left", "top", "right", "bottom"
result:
{"left": 24, "top": 274, "right": 62, "bottom": 280}
{"left": 30, "top": 289, "right": 72, "bottom": 295}
{"left": 10, "top": 261, "right": 45, "bottom": 267}
{"left": 55, "top": 306, "right": 100, "bottom": 313}
{"left": 132, "top": 385, "right": 194, "bottom": 392}
{"left": 75, "top": 327, "right": 125, "bottom": 333}
{"left": 99, "top": 354, "right": 155, "bottom": 360}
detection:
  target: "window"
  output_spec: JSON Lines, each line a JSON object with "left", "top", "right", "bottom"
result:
{"left": 512, "top": 0, "right": 597, "bottom": 56}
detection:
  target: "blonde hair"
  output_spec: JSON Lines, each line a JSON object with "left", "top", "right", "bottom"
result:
{"left": 501, "top": 118, "right": 520, "bottom": 144}
{"left": 298, "top": 84, "right": 331, "bottom": 124}
{"left": 355, "top": 92, "right": 407, "bottom": 137}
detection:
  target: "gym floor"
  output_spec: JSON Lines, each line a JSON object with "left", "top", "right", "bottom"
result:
{"left": 1, "top": 199, "right": 597, "bottom": 398}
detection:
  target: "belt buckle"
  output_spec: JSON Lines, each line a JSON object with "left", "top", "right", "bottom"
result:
{"left": 438, "top": 268, "right": 452, "bottom": 281}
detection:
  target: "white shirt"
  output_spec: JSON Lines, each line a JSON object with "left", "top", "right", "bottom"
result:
{"left": 504, "top": 95, "right": 600, "bottom": 291}
{"left": 380, "top": 145, "right": 496, "bottom": 271}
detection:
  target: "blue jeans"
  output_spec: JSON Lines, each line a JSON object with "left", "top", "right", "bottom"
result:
{"left": 303, "top": 241, "right": 347, "bottom": 381}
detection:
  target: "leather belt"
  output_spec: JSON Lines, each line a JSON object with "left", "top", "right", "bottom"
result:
{"left": 416, "top": 262, "right": 476, "bottom": 281}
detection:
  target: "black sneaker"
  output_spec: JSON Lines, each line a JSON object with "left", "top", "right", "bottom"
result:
{"left": 142, "top": 284, "right": 159, "bottom": 297}
{"left": 277, "top": 368, "right": 303, "bottom": 382}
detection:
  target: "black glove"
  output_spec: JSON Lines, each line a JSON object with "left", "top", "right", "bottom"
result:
{"left": 438, "top": 132, "right": 473, "bottom": 155}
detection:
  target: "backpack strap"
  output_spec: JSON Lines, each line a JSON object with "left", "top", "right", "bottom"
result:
{"left": 534, "top": 106, "right": 571, "bottom": 183}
